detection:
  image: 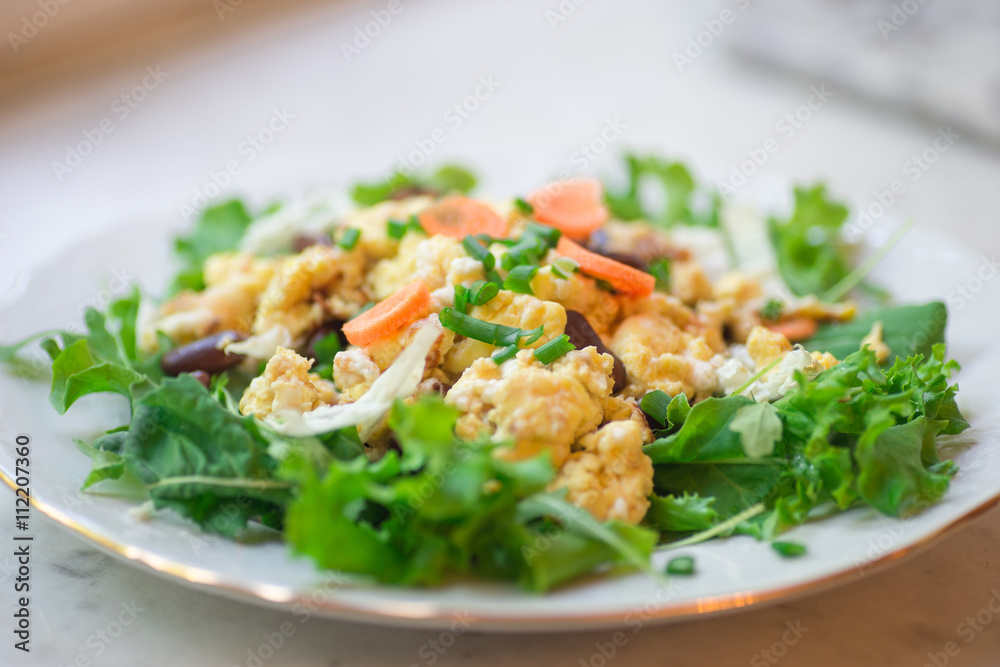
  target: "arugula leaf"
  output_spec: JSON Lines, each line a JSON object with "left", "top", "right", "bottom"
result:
{"left": 768, "top": 184, "right": 851, "bottom": 296}
{"left": 124, "top": 375, "right": 289, "bottom": 537}
{"left": 49, "top": 339, "right": 144, "bottom": 414}
{"left": 351, "top": 164, "right": 477, "bottom": 207}
{"left": 645, "top": 493, "right": 719, "bottom": 533}
{"left": 171, "top": 200, "right": 253, "bottom": 293}
{"left": 75, "top": 432, "right": 127, "bottom": 489}
{"left": 644, "top": 396, "right": 753, "bottom": 464}
{"left": 804, "top": 301, "right": 947, "bottom": 363}
{"left": 605, "top": 154, "right": 719, "bottom": 228}
{"left": 654, "top": 462, "right": 784, "bottom": 519}
{"left": 729, "top": 402, "right": 783, "bottom": 459}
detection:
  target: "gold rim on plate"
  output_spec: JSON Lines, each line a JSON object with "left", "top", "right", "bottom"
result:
{"left": 3, "top": 467, "right": 999, "bottom": 630}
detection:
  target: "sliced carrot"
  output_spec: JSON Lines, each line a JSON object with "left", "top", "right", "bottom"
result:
{"left": 343, "top": 281, "right": 431, "bottom": 347}
{"left": 418, "top": 196, "right": 507, "bottom": 239}
{"left": 555, "top": 237, "right": 655, "bottom": 298}
{"left": 765, "top": 317, "right": 818, "bottom": 342}
{"left": 528, "top": 179, "right": 609, "bottom": 239}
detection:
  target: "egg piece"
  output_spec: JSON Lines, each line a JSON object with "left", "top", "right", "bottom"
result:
{"left": 239, "top": 346, "right": 337, "bottom": 418}
{"left": 548, "top": 420, "right": 654, "bottom": 524}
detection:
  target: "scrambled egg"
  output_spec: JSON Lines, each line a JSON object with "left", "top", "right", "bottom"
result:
{"left": 366, "top": 235, "right": 477, "bottom": 300}
{"left": 549, "top": 420, "right": 654, "bottom": 524}
{"left": 609, "top": 312, "right": 721, "bottom": 400}
{"left": 239, "top": 347, "right": 337, "bottom": 418}
{"left": 530, "top": 265, "right": 621, "bottom": 337}
{"left": 746, "top": 325, "right": 792, "bottom": 369}
{"left": 445, "top": 348, "right": 614, "bottom": 467}
{"left": 342, "top": 196, "right": 433, "bottom": 262}
{"left": 333, "top": 315, "right": 455, "bottom": 402}
{"left": 253, "top": 244, "right": 367, "bottom": 340}
{"left": 157, "top": 252, "right": 276, "bottom": 342}
{"left": 442, "top": 291, "right": 567, "bottom": 376}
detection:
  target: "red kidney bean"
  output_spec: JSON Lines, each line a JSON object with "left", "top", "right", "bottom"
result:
{"left": 564, "top": 310, "right": 627, "bottom": 393}
{"left": 389, "top": 185, "right": 440, "bottom": 200}
{"left": 160, "top": 331, "right": 247, "bottom": 376}
{"left": 188, "top": 370, "right": 211, "bottom": 389}
{"left": 293, "top": 233, "right": 333, "bottom": 252}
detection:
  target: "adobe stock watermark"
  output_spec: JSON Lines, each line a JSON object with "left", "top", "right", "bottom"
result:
{"left": 923, "top": 588, "right": 1000, "bottom": 667}
{"left": 749, "top": 620, "right": 809, "bottom": 666}
{"left": 576, "top": 581, "right": 678, "bottom": 667}
{"left": 394, "top": 75, "right": 501, "bottom": 175}
{"left": 876, "top": 0, "right": 931, "bottom": 41}
{"left": 406, "top": 612, "right": 475, "bottom": 667}
{"left": 8, "top": 0, "right": 72, "bottom": 54}
{"left": 946, "top": 254, "right": 999, "bottom": 313}
{"left": 844, "top": 126, "right": 960, "bottom": 242}
{"left": 545, "top": 0, "right": 592, "bottom": 31}
{"left": 716, "top": 85, "right": 834, "bottom": 197}
{"left": 55, "top": 600, "right": 145, "bottom": 667}
{"left": 51, "top": 66, "right": 170, "bottom": 181}
{"left": 340, "top": 0, "right": 409, "bottom": 62}
{"left": 673, "top": 0, "right": 752, "bottom": 73}
{"left": 179, "top": 107, "right": 295, "bottom": 221}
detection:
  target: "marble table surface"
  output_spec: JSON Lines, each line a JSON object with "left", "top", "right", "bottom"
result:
{"left": 2, "top": 1, "right": 1000, "bottom": 665}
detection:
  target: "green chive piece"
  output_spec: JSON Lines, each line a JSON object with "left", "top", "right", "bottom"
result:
{"left": 533, "top": 334, "right": 574, "bottom": 364}
{"left": 492, "top": 344, "right": 519, "bottom": 365}
{"left": 500, "top": 252, "right": 519, "bottom": 272}
{"left": 316, "top": 364, "right": 334, "bottom": 380}
{"left": 519, "top": 326, "right": 544, "bottom": 346}
{"left": 761, "top": 298, "right": 784, "bottom": 322}
{"left": 337, "top": 227, "right": 361, "bottom": 250}
{"left": 551, "top": 257, "right": 579, "bottom": 280}
{"left": 468, "top": 280, "right": 499, "bottom": 306}
{"left": 504, "top": 265, "right": 538, "bottom": 294}
{"left": 440, "top": 307, "right": 543, "bottom": 348}
{"left": 463, "top": 234, "right": 496, "bottom": 271}
{"left": 387, "top": 219, "right": 408, "bottom": 240}
{"left": 313, "top": 332, "right": 342, "bottom": 364}
{"left": 771, "top": 541, "right": 807, "bottom": 558}
{"left": 666, "top": 556, "right": 695, "bottom": 575}
{"left": 514, "top": 197, "right": 534, "bottom": 215}
{"left": 640, "top": 390, "right": 673, "bottom": 427}
{"left": 408, "top": 214, "right": 425, "bottom": 233}
{"left": 454, "top": 285, "right": 469, "bottom": 314}
{"left": 648, "top": 257, "right": 671, "bottom": 291}
{"left": 525, "top": 222, "right": 561, "bottom": 246}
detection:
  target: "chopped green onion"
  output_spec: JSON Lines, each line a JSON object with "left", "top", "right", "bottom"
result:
{"left": 313, "top": 332, "right": 342, "bottom": 363}
{"left": 408, "top": 214, "right": 425, "bottom": 234}
{"left": 525, "top": 222, "right": 561, "bottom": 246}
{"left": 387, "top": 219, "right": 408, "bottom": 240}
{"left": 316, "top": 364, "right": 334, "bottom": 380}
{"left": 468, "top": 280, "right": 499, "bottom": 306}
{"left": 648, "top": 257, "right": 671, "bottom": 291}
{"left": 640, "top": 390, "right": 673, "bottom": 427}
{"left": 533, "top": 334, "right": 574, "bottom": 364}
{"left": 771, "top": 541, "right": 807, "bottom": 558}
{"left": 454, "top": 285, "right": 469, "bottom": 314}
{"left": 514, "top": 197, "right": 534, "bottom": 215}
{"left": 491, "top": 344, "right": 519, "bottom": 365}
{"left": 551, "top": 257, "right": 579, "bottom": 280}
{"left": 337, "top": 227, "right": 361, "bottom": 250}
{"left": 504, "top": 265, "right": 538, "bottom": 294}
{"left": 439, "top": 307, "right": 544, "bottom": 348}
{"left": 761, "top": 298, "right": 784, "bottom": 322}
{"left": 462, "top": 234, "right": 496, "bottom": 271}
{"left": 666, "top": 556, "right": 695, "bottom": 575}
{"left": 594, "top": 278, "right": 616, "bottom": 293}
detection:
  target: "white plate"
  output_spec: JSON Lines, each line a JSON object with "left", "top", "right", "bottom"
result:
{"left": 2, "top": 218, "right": 999, "bottom": 632}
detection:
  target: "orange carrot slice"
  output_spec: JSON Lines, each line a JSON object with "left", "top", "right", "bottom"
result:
{"left": 418, "top": 196, "right": 507, "bottom": 239}
{"left": 765, "top": 317, "right": 818, "bottom": 342}
{"left": 555, "top": 237, "right": 655, "bottom": 298}
{"left": 528, "top": 179, "right": 609, "bottom": 239}
{"left": 343, "top": 281, "right": 431, "bottom": 347}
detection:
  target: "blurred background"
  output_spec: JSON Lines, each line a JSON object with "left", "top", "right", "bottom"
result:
{"left": 2, "top": 1, "right": 1000, "bottom": 665}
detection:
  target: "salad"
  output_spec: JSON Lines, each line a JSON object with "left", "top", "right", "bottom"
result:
{"left": 0, "top": 156, "right": 968, "bottom": 591}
